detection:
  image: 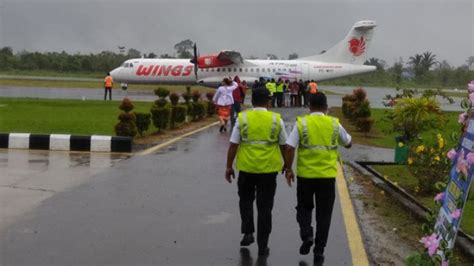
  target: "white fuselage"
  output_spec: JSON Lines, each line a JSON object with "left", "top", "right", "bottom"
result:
{"left": 110, "top": 58, "right": 376, "bottom": 87}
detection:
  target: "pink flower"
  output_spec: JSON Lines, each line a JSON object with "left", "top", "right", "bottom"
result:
{"left": 421, "top": 233, "right": 440, "bottom": 257}
{"left": 458, "top": 113, "right": 467, "bottom": 124}
{"left": 451, "top": 209, "right": 461, "bottom": 219}
{"left": 434, "top": 192, "right": 445, "bottom": 203}
{"left": 442, "top": 260, "right": 449, "bottom": 266}
{"left": 467, "top": 152, "right": 474, "bottom": 165}
{"left": 447, "top": 149, "right": 457, "bottom": 161}
{"left": 456, "top": 159, "right": 469, "bottom": 176}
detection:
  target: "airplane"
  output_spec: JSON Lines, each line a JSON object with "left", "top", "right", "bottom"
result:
{"left": 110, "top": 20, "right": 377, "bottom": 87}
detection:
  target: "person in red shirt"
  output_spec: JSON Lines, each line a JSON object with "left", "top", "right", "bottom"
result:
{"left": 231, "top": 76, "right": 245, "bottom": 130}
{"left": 290, "top": 80, "right": 300, "bottom": 107}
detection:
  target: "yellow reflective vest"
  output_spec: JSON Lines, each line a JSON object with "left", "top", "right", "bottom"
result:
{"left": 236, "top": 110, "right": 282, "bottom": 173}
{"left": 276, "top": 83, "right": 284, "bottom": 93}
{"left": 265, "top": 82, "right": 277, "bottom": 95}
{"left": 296, "top": 115, "right": 339, "bottom": 178}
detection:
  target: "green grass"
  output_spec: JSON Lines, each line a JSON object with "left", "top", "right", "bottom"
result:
{"left": 331, "top": 107, "right": 460, "bottom": 149}
{"left": 0, "top": 78, "right": 212, "bottom": 93}
{"left": 372, "top": 165, "right": 474, "bottom": 236}
{"left": 0, "top": 98, "right": 156, "bottom": 135}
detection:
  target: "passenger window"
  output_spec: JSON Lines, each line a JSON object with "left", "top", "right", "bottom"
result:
{"left": 239, "top": 68, "right": 242, "bottom": 72}
{"left": 250, "top": 68, "right": 254, "bottom": 72}
{"left": 211, "top": 69, "right": 215, "bottom": 72}
{"left": 244, "top": 68, "right": 248, "bottom": 72}
{"left": 206, "top": 69, "right": 209, "bottom": 72}
{"left": 234, "top": 68, "right": 237, "bottom": 72}
{"left": 267, "top": 68, "right": 271, "bottom": 72}
{"left": 262, "top": 69, "right": 265, "bottom": 72}
{"left": 283, "top": 68, "right": 286, "bottom": 71}
{"left": 228, "top": 68, "right": 232, "bottom": 72}
{"left": 278, "top": 68, "right": 281, "bottom": 71}
{"left": 272, "top": 69, "right": 276, "bottom": 72}
{"left": 217, "top": 68, "right": 220, "bottom": 72}
{"left": 256, "top": 69, "right": 260, "bottom": 72}
{"left": 129, "top": 63, "right": 133, "bottom": 67}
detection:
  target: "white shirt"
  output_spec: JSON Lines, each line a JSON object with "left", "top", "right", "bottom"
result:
{"left": 212, "top": 81, "right": 238, "bottom": 106}
{"left": 286, "top": 112, "right": 352, "bottom": 148}
{"left": 230, "top": 108, "right": 288, "bottom": 145}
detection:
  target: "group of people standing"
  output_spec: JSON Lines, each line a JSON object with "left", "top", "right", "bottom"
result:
{"left": 254, "top": 78, "right": 319, "bottom": 108}
{"left": 222, "top": 79, "right": 352, "bottom": 264}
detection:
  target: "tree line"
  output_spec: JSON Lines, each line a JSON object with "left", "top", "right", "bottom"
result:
{"left": 0, "top": 40, "right": 472, "bottom": 88}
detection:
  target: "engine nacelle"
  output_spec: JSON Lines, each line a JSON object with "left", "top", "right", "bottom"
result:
{"left": 197, "top": 55, "right": 233, "bottom": 69}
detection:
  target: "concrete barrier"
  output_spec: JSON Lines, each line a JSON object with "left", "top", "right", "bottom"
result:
{"left": 0, "top": 133, "right": 132, "bottom": 153}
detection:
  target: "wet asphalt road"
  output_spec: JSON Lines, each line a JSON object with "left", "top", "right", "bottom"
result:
{"left": 0, "top": 108, "right": 354, "bottom": 266}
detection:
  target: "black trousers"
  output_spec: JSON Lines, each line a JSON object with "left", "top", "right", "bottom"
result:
{"left": 296, "top": 177, "right": 335, "bottom": 252}
{"left": 275, "top": 92, "right": 283, "bottom": 107}
{"left": 104, "top": 87, "right": 112, "bottom": 100}
{"left": 238, "top": 171, "right": 277, "bottom": 248}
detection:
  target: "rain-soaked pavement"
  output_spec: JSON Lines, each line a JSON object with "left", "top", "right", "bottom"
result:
{"left": 0, "top": 108, "right": 361, "bottom": 265}
{"left": 0, "top": 85, "right": 463, "bottom": 111}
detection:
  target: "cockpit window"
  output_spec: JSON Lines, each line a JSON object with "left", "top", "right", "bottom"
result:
{"left": 124, "top": 63, "right": 129, "bottom": 68}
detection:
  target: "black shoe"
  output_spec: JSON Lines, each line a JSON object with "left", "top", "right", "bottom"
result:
{"left": 313, "top": 248, "right": 325, "bottom": 265}
{"left": 299, "top": 239, "right": 313, "bottom": 255}
{"left": 258, "top": 247, "right": 270, "bottom": 256}
{"left": 240, "top": 234, "right": 254, "bottom": 246}
{"left": 219, "top": 125, "right": 224, "bottom": 132}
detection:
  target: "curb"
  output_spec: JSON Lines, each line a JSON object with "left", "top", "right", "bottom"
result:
{"left": 0, "top": 133, "right": 132, "bottom": 153}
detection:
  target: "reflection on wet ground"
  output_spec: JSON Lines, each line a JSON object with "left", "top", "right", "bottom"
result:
{"left": 0, "top": 149, "right": 129, "bottom": 230}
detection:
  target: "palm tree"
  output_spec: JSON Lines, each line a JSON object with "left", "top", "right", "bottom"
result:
{"left": 421, "top": 51, "right": 437, "bottom": 71}
{"left": 408, "top": 54, "right": 424, "bottom": 78}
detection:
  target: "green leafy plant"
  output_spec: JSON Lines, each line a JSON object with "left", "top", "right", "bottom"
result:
{"left": 170, "top": 92, "right": 180, "bottom": 106}
{"left": 392, "top": 97, "right": 444, "bottom": 142}
{"left": 115, "top": 97, "right": 138, "bottom": 137}
{"left": 191, "top": 102, "right": 206, "bottom": 121}
{"left": 191, "top": 90, "right": 201, "bottom": 103}
{"left": 150, "top": 106, "right": 170, "bottom": 131}
{"left": 170, "top": 105, "right": 187, "bottom": 128}
{"left": 154, "top": 87, "right": 170, "bottom": 99}
{"left": 135, "top": 112, "right": 151, "bottom": 136}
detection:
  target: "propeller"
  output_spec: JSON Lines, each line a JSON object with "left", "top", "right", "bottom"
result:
{"left": 190, "top": 43, "right": 199, "bottom": 80}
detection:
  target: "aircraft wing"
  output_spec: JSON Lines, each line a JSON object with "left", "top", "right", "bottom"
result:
{"left": 217, "top": 50, "right": 244, "bottom": 65}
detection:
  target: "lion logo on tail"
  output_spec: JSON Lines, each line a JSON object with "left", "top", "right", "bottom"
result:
{"left": 348, "top": 36, "right": 366, "bottom": 56}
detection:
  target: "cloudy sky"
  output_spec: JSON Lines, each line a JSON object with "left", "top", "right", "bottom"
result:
{"left": 0, "top": 0, "right": 472, "bottom": 66}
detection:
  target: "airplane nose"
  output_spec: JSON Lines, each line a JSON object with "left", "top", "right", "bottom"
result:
{"left": 110, "top": 67, "right": 121, "bottom": 79}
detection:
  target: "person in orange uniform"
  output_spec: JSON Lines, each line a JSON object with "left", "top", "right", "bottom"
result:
{"left": 104, "top": 73, "right": 113, "bottom": 101}
{"left": 308, "top": 80, "right": 318, "bottom": 95}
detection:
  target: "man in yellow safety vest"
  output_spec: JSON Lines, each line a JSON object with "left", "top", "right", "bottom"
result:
{"left": 284, "top": 92, "right": 352, "bottom": 264}
{"left": 265, "top": 78, "right": 277, "bottom": 108}
{"left": 225, "top": 87, "right": 288, "bottom": 257}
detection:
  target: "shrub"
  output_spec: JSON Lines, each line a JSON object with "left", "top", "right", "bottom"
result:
{"left": 191, "top": 102, "right": 206, "bottom": 121}
{"left": 407, "top": 134, "right": 451, "bottom": 195}
{"left": 207, "top": 101, "right": 216, "bottom": 116}
{"left": 354, "top": 99, "right": 371, "bottom": 119}
{"left": 170, "top": 105, "right": 187, "bottom": 128}
{"left": 119, "top": 97, "right": 134, "bottom": 113}
{"left": 182, "top": 92, "right": 192, "bottom": 104}
{"left": 115, "top": 97, "right": 137, "bottom": 137}
{"left": 170, "top": 92, "right": 180, "bottom": 106}
{"left": 150, "top": 106, "right": 171, "bottom": 131}
{"left": 135, "top": 112, "right": 151, "bottom": 136}
{"left": 355, "top": 117, "right": 374, "bottom": 137}
{"left": 392, "top": 97, "right": 443, "bottom": 142}
{"left": 154, "top": 87, "right": 170, "bottom": 99}
{"left": 154, "top": 98, "right": 168, "bottom": 108}
{"left": 205, "top": 91, "right": 215, "bottom": 101}
{"left": 192, "top": 90, "right": 201, "bottom": 102}
{"left": 352, "top": 87, "right": 367, "bottom": 102}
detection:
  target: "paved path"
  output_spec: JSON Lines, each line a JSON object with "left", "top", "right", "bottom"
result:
{"left": 0, "top": 108, "right": 364, "bottom": 265}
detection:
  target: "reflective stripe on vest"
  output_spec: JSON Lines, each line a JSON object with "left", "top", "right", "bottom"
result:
{"left": 236, "top": 110, "right": 282, "bottom": 173}
{"left": 300, "top": 116, "right": 338, "bottom": 150}
{"left": 241, "top": 111, "right": 278, "bottom": 145}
